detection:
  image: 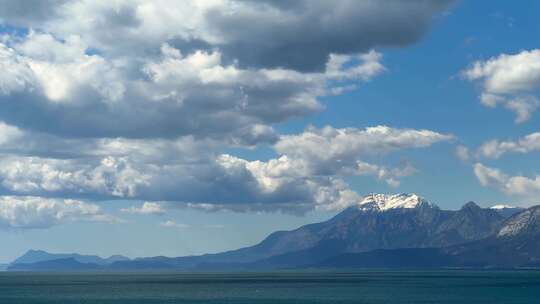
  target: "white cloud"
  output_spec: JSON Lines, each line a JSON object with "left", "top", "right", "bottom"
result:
{"left": 121, "top": 202, "right": 166, "bottom": 215}
{"left": 374, "top": 162, "right": 417, "bottom": 188}
{"left": 0, "top": 126, "right": 221, "bottom": 162}
{"left": 277, "top": 125, "right": 453, "bottom": 157}
{"left": 0, "top": 196, "right": 117, "bottom": 229}
{"left": 0, "top": 121, "right": 23, "bottom": 144}
{"left": 0, "top": 125, "right": 451, "bottom": 213}
{"left": 0, "top": 154, "right": 348, "bottom": 210}
{"left": 0, "top": 156, "right": 150, "bottom": 198}
{"left": 464, "top": 50, "right": 540, "bottom": 94}
{"left": 7, "top": 0, "right": 451, "bottom": 71}
{"left": 460, "top": 132, "right": 540, "bottom": 162}
{"left": 0, "top": 1, "right": 456, "bottom": 216}
{"left": 463, "top": 49, "right": 540, "bottom": 123}
{"left": 0, "top": 36, "right": 382, "bottom": 141}
{"left": 325, "top": 51, "right": 385, "bottom": 81}
{"left": 474, "top": 163, "right": 540, "bottom": 200}
{"left": 0, "top": 0, "right": 452, "bottom": 140}
{"left": 0, "top": 43, "right": 36, "bottom": 94}
{"left": 477, "top": 132, "right": 540, "bottom": 159}
{"left": 215, "top": 154, "right": 362, "bottom": 211}
{"left": 7, "top": 32, "right": 125, "bottom": 104}
{"left": 16, "top": 31, "right": 87, "bottom": 62}
{"left": 275, "top": 125, "right": 452, "bottom": 176}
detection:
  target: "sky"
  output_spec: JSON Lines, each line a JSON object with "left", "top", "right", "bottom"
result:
{"left": 0, "top": 0, "right": 540, "bottom": 263}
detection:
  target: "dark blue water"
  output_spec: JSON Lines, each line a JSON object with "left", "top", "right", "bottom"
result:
{"left": 0, "top": 271, "right": 539, "bottom": 303}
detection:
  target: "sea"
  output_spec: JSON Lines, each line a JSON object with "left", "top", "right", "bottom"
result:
{"left": 0, "top": 270, "right": 539, "bottom": 303}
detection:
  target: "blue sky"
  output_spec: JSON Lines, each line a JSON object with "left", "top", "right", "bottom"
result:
{"left": 0, "top": 0, "right": 540, "bottom": 263}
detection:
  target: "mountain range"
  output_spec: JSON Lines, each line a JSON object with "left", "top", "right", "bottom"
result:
{"left": 7, "top": 250, "right": 130, "bottom": 271}
{"left": 7, "top": 193, "right": 538, "bottom": 271}
{"left": 12, "top": 250, "right": 130, "bottom": 265}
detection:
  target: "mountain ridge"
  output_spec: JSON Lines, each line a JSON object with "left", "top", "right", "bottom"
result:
{"left": 8, "top": 193, "right": 538, "bottom": 271}
{"left": 316, "top": 204, "right": 540, "bottom": 269}
{"left": 12, "top": 249, "right": 130, "bottom": 266}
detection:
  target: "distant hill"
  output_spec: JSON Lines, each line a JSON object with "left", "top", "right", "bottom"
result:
{"left": 9, "top": 250, "right": 130, "bottom": 271}
{"left": 8, "top": 258, "right": 101, "bottom": 272}
{"left": 9, "top": 193, "right": 538, "bottom": 271}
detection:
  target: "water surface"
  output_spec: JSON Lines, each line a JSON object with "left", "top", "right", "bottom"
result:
{"left": 1, "top": 270, "right": 539, "bottom": 303}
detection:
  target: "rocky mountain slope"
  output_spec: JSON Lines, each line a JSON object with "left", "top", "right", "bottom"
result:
{"left": 317, "top": 205, "right": 540, "bottom": 269}
{"left": 443, "top": 205, "right": 540, "bottom": 267}
{"left": 10, "top": 193, "right": 523, "bottom": 271}
{"left": 108, "top": 193, "right": 510, "bottom": 269}
{"left": 224, "top": 194, "right": 509, "bottom": 266}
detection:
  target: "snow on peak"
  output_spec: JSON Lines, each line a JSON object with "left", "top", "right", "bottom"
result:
{"left": 490, "top": 204, "right": 515, "bottom": 210}
{"left": 356, "top": 193, "right": 435, "bottom": 211}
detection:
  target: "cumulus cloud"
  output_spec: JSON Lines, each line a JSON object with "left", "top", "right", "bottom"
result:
{"left": 0, "top": 125, "right": 451, "bottom": 212}
{"left": 0, "top": 39, "right": 293, "bottom": 140}
{"left": 0, "top": 37, "right": 383, "bottom": 141}
{"left": 0, "top": 154, "right": 358, "bottom": 211}
{"left": 477, "top": 132, "right": 540, "bottom": 159}
{"left": 0, "top": 196, "right": 116, "bottom": 229}
{"left": 463, "top": 49, "right": 540, "bottom": 123}
{"left": 199, "top": 0, "right": 453, "bottom": 71}
{"left": 0, "top": 1, "right": 455, "bottom": 216}
{"left": 0, "top": 0, "right": 453, "bottom": 71}
{"left": 275, "top": 125, "right": 452, "bottom": 182}
{"left": 0, "top": 43, "right": 36, "bottom": 95}
{"left": 0, "top": 0, "right": 452, "bottom": 140}
{"left": 374, "top": 162, "right": 417, "bottom": 188}
{"left": 474, "top": 163, "right": 540, "bottom": 200}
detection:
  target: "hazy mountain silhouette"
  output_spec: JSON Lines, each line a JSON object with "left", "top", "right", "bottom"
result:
{"left": 12, "top": 249, "right": 130, "bottom": 266}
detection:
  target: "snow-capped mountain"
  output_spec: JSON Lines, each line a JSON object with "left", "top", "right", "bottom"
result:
{"left": 12, "top": 193, "right": 535, "bottom": 271}
{"left": 355, "top": 193, "right": 436, "bottom": 211}
{"left": 147, "top": 193, "right": 508, "bottom": 268}
{"left": 231, "top": 194, "right": 510, "bottom": 268}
